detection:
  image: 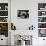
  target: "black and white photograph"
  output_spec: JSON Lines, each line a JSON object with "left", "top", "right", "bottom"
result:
{"left": 17, "top": 10, "right": 29, "bottom": 19}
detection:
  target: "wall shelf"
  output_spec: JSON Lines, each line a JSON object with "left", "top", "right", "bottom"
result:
{"left": 0, "top": 16, "right": 8, "bottom": 17}
{"left": 38, "top": 16, "right": 46, "bottom": 17}
{"left": 0, "top": 10, "right": 8, "bottom": 11}
{"left": 38, "top": 28, "right": 46, "bottom": 29}
{"left": 0, "top": 22, "right": 8, "bottom": 23}
{"left": 38, "top": 22, "right": 46, "bottom": 23}
{"left": 38, "top": 10, "right": 46, "bottom": 11}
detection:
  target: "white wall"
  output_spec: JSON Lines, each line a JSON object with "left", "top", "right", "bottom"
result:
{"left": 11, "top": 0, "right": 38, "bottom": 30}
{"left": 11, "top": 0, "right": 46, "bottom": 30}
{"left": 11, "top": 0, "right": 46, "bottom": 46}
{"left": 11, "top": 0, "right": 38, "bottom": 45}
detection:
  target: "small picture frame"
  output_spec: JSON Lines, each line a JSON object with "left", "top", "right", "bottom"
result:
{"left": 17, "top": 10, "right": 29, "bottom": 19}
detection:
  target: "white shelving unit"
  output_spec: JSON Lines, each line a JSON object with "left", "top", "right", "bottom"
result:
{"left": 0, "top": 3, "right": 8, "bottom": 34}
{"left": 0, "top": 2, "right": 9, "bottom": 45}
{"left": 38, "top": 3, "right": 46, "bottom": 37}
{"left": 0, "top": 3, "right": 8, "bottom": 22}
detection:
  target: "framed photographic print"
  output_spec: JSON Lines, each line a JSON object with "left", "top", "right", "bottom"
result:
{"left": 17, "top": 10, "right": 29, "bottom": 19}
